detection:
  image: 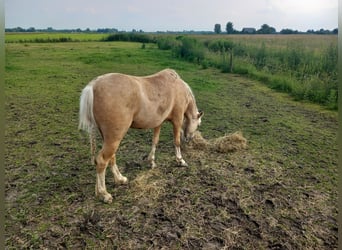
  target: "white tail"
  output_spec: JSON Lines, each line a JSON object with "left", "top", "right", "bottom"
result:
{"left": 79, "top": 83, "right": 97, "bottom": 164}
{"left": 79, "top": 84, "right": 96, "bottom": 133}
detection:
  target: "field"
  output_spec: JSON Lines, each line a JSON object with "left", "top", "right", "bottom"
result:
{"left": 5, "top": 32, "right": 107, "bottom": 43}
{"left": 6, "top": 32, "right": 338, "bottom": 109}
{"left": 5, "top": 39, "right": 338, "bottom": 249}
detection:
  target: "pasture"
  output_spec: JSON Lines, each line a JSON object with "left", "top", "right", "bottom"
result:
{"left": 5, "top": 39, "right": 338, "bottom": 249}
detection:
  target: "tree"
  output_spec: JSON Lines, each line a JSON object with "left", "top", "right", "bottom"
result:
{"left": 226, "top": 22, "right": 234, "bottom": 34}
{"left": 257, "top": 24, "right": 276, "bottom": 34}
{"left": 27, "top": 27, "right": 35, "bottom": 32}
{"left": 280, "top": 28, "right": 298, "bottom": 34}
{"left": 214, "top": 24, "right": 221, "bottom": 34}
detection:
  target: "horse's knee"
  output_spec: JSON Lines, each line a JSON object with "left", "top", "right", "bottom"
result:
{"left": 95, "top": 153, "right": 109, "bottom": 173}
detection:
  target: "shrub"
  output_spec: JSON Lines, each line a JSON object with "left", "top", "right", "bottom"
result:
{"left": 254, "top": 43, "right": 267, "bottom": 69}
{"left": 322, "top": 43, "right": 338, "bottom": 75}
{"left": 155, "top": 35, "right": 337, "bottom": 109}
{"left": 103, "top": 33, "right": 155, "bottom": 43}
{"left": 173, "top": 37, "right": 205, "bottom": 64}
{"left": 207, "top": 39, "right": 235, "bottom": 72}
{"left": 156, "top": 37, "right": 180, "bottom": 50}
{"left": 326, "top": 89, "right": 338, "bottom": 110}
{"left": 286, "top": 47, "right": 302, "bottom": 71}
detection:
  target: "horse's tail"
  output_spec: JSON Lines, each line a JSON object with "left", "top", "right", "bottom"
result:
{"left": 79, "top": 83, "right": 97, "bottom": 164}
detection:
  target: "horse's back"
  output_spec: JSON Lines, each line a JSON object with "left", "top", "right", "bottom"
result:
{"left": 90, "top": 69, "right": 187, "bottom": 131}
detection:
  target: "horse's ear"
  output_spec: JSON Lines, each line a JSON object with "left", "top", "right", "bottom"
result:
{"left": 198, "top": 111, "right": 204, "bottom": 118}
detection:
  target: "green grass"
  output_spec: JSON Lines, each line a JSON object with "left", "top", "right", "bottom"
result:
{"left": 6, "top": 33, "right": 338, "bottom": 108}
{"left": 159, "top": 34, "right": 338, "bottom": 109}
{"left": 5, "top": 41, "right": 338, "bottom": 248}
{"left": 5, "top": 32, "right": 107, "bottom": 43}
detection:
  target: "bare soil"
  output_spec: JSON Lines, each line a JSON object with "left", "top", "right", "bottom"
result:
{"left": 5, "top": 42, "right": 337, "bottom": 249}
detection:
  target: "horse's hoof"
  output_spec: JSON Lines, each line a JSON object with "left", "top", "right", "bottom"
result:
{"left": 181, "top": 162, "right": 189, "bottom": 167}
{"left": 177, "top": 160, "right": 189, "bottom": 167}
{"left": 103, "top": 194, "right": 113, "bottom": 204}
{"left": 118, "top": 176, "right": 128, "bottom": 185}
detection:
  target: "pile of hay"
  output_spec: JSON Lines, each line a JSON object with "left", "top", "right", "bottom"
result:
{"left": 130, "top": 169, "right": 164, "bottom": 200}
{"left": 189, "top": 131, "right": 248, "bottom": 153}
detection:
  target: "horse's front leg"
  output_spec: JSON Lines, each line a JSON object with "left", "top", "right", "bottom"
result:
{"left": 173, "top": 123, "right": 188, "bottom": 167}
{"left": 148, "top": 126, "right": 161, "bottom": 168}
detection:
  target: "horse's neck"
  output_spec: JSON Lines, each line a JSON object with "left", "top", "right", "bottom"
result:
{"left": 185, "top": 98, "right": 197, "bottom": 119}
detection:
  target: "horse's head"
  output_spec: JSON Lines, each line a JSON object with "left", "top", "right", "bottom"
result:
{"left": 182, "top": 111, "right": 204, "bottom": 142}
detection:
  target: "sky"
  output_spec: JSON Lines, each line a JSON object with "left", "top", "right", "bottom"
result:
{"left": 5, "top": 0, "right": 338, "bottom": 32}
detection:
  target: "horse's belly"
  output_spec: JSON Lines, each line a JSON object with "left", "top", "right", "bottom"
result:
{"left": 131, "top": 105, "right": 170, "bottom": 129}
{"left": 130, "top": 115, "right": 166, "bottom": 129}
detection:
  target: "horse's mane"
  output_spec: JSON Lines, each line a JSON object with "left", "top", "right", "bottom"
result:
{"left": 163, "top": 69, "right": 195, "bottom": 101}
{"left": 154, "top": 68, "right": 196, "bottom": 107}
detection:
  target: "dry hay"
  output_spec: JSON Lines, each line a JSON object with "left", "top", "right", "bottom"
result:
{"left": 188, "top": 131, "right": 248, "bottom": 153}
{"left": 189, "top": 131, "right": 210, "bottom": 150}
{"left": 130, "top": 168, "right": 164, "bottom": 200}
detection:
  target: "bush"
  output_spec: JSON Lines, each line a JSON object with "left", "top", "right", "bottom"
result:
{"left": 154, "top": 35, "right": 337, "bottom": 109}
{"left": 208, "top": 39, "right": 234, "bottom": 53}
{"left": 286, "top": 47, "right": 302, "bottom": 71}
{"left": 103, "top": 33, "right": 155, "bottom": 43}
{"left": 254, "top": 43, "right": 267, "bottom": 69}
{"left": 322, "top": 44, "right": 338, "bottom": 75}
{"left": 156, "top": 37, "right": 180, "bottom": 50}
{"left": 207, "top": 39, "right": 235, "bottom": 73}
{"left": 326, "top": 89, "right": 338, "bottom": 110}
{"left": 173, "top": 37, "right": 205, "bottom": 63}
{"left": 33, "top": 37, "right": 73, "bottom": 43}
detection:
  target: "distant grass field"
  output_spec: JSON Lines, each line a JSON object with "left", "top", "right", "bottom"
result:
{"left": 5, "top": 32, "right": 107, "bottom": 43}
{"left": 194, "top": 34, "right": 337, "bottom": 52}
{"left": 6, "top": 32, "right": 338, "bottom": 109}
{"left": 160, "top": 34, "right": 338, "bottom": 109}
{"left": 5, "top": 41, "right": 338, "bottom": 248}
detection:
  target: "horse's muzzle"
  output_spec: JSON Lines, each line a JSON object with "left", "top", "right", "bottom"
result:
{"left": 183, "top": 134, "right": 194, "bottom": 143}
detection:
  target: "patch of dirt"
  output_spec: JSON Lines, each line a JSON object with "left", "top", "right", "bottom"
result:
{"left": 5, "top": 49, "right": 337, "bottom": 249}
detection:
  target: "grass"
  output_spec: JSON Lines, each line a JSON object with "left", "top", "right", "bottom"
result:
{"left": 5, "top": 41, "right": 338, "bottom": 248}
{"left": 160, "top": 34, "right": 338, "bottom": 109}
{"left": 6, "top": 33, "right": 338, "bottom": 108}
{"left": 5, "top": 32, "right": 107, "bottom": 43}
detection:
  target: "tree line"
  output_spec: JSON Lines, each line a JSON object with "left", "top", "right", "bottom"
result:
{"left": 215, "top": 22, "right": 338, "bottom": 35}
{"left": 5, "top": 23, "right": 338, "bottom": 35}
{"left": 5, "top": 27, "right": 121, "bottom": 33}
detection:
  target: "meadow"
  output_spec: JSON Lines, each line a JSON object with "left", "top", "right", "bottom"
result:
{"left": 5, "top": 36, "right": 338, "bottom": 248}
{"left": 5, "top": 32, "right": 107, "bottom": 43}
{"left": 158, "top": 34, "right": 338, "bottom": 109}
{"left": 6, "top": 33, "right": 338, "bottom": 109}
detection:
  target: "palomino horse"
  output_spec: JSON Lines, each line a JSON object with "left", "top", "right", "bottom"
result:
{"left": 79, "top": 69, "right": 203, "bottom": 203}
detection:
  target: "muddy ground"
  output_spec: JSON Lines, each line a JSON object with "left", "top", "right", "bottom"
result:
{"left": 5, "top": 42, "right": 338, "bottom": 249}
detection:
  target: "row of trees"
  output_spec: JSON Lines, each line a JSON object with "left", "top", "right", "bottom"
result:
{"left": 214, "top": 22, "right": 338, "bottom": 35}
{"left": 5, "top": 27, "right": 122, "bottom": 33}
{"left": 6, "top": 24, "right": 338, "bottom": 35}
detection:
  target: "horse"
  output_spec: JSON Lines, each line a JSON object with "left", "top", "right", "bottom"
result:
{"left": 79, "top": 69, "right": 203, "bottom": 203}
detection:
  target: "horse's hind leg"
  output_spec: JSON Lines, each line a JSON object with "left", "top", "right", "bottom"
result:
{"left": 148, "top": 125, "right": 161, "bottom": 168}
{"left": 95, "top": 140, "right": 122, "bottom": 203}
{"left": 109, "top": 155, "right": 128, "bottom": 185}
